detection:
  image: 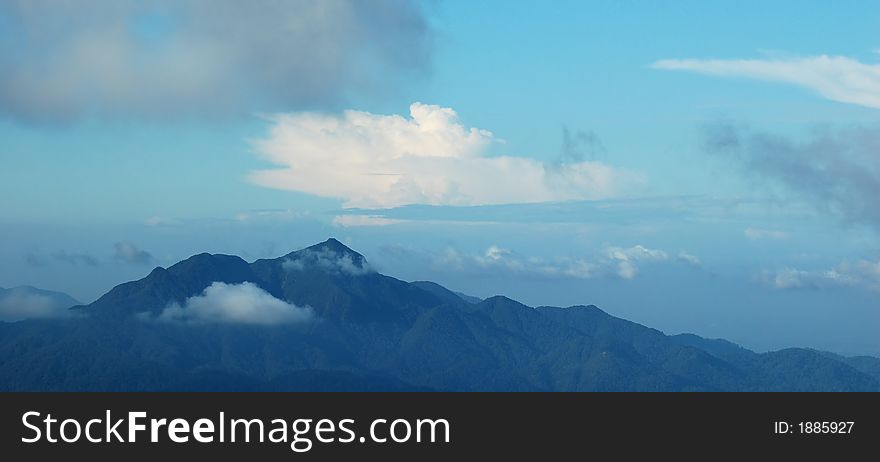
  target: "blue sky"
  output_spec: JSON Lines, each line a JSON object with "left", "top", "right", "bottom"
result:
{"left": 1, "top": 0, "right": 879, "bottom": 355}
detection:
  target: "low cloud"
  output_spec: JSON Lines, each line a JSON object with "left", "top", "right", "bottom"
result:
{"left": 0, "top": 287, "right": 78, "bottom": 322}
{"left": 283, "top": 248, "right": 374, "bottom": 276}
{"left": 758, "top": 258, "right": 880, "bottom": 292}
{"left": 652, "top": 54, "right": 880, "bottom": 109}
{"left": 250, "top": 103, "right": 639, "bottom": 208}
{"left": 157, "top": 282, "right": 313, "bottom": 326}
{"left": 0, "top": 0, "right": 432, "bottom": 122}
{"left": 744, "top": 227, "right": 789, "bottom": 241}
{"left": 114, "top": 241, "right": 155, "bottom": 265}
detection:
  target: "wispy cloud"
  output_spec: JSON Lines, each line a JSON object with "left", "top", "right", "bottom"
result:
{"left": 156, "top": 282, "right": 313, "bottom": 326}
{"left": 51, "top": 250, "right": 99, "bottom": 267}
{"left": 250, "top": 103, "right": 640, "bottom": 208}
{"left": 744, "top": 227, "right": 789, "bottom": 241}
{"left": 652, "top": 55, "right": 880, "bottom": 109}
{"left": 332, "top": 215, "right": 406, "bottom": 227}
{"left": 0, "top": 0, "right": 432, "bottom": 122}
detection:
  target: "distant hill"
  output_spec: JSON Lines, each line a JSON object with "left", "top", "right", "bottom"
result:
{"left": 0, "top": 238, "right": 877, "bottom": 391}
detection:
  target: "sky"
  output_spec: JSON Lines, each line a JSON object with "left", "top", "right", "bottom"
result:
{"left": 1, "top": 0, "right": 879, "bottom": 355}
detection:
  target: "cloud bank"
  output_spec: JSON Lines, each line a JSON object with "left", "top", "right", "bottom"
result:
{"left": 653, "top": 55, "right": 880, "bottom": 109}
{"left": 0, "top": 0, "right": 431, "bottom": 122}
{"left": 250, "top": 103, "right": 638, "bottom": 208}
{"left": 386, "top": 243, "right": 697, "bottom": 281}
{"left": 158, "top": 282, "right": 313, "bottom": 326}
{"left": 759, "top": 258, "right": 880, "bottom": 292}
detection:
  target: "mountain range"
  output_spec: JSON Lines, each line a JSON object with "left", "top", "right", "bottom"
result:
{"left": 1, "top": 238, "right": 878, "bottom": 391}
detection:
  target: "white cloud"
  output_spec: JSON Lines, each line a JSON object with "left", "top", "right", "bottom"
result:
{"left": 249, "top": 103, "right": 639, "bottom": 208}
{"left": 744, "top": 227, "right": 789, "bottom": 241}
{"left": 283, "top": 248, "right": 373, "bottom": 276}
{"left": 157, "top": 282, "right": 313, "bottom": 326}
{"left": 0, "top": 288, "right": 77, "bottom": 322}
{"left": 652, "top": 55, "right": 880, "bottom": 109}
{"left": 676, "top": 251, "right": 702, "bottom": 267}
{"left": 332, "top": 215, "right": 405, "bottom": 227}
{"left": 759, "top": 258, "right": 880, "bottom": 292}
{"left": 605, "top": 245, "right": 669, "bottom": 279}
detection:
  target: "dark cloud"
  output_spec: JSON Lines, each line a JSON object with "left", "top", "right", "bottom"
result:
{"left": 557, "top": 127, "right": 605, "bottom": 165}
{"left": 0, "top": 0, "right": 433, "bottom": 123}
{"left": 113, "top": 241, "right": 155, "bottom": 265}
{"left": 703, "top": 123, "right": 880, "bottom": 230}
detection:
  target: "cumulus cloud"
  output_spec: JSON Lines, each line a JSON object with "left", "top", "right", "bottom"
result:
{"left": 249, "top": 103, "right": 639, "bottom": 208}
{"left": 0, "top": 0, "right": 431, "bottom": 122}
{"left": 758, "top": 259, "right": 880, "bottom": 292}
{"left": 283, "top": 248, "right": 373, "bottom": 276}
{"left": 744, "top": 227, "right": 789, "bottom": 241}
{"left": 704, "top": 123, "right": 880, "bottom": 230}
{"left": 385, "top": 243, "right": 695, "bottom": 281}
{"left": 0, "top": 287, "right": 79, "bottom": 322}
{"left": 652, "top": 55, "right": 880, "bottom": 109}
{"left": 113, "top": 241, "right": 155, "bottom": 265}
{"left": 157, "top": 282, "right": 313, "bottom": 326}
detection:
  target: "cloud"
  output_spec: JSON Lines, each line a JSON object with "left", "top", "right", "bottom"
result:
{"left": 113, "top": 241, "right": 155, "bottom": 265}
{"left": 144, "top": 216, "right": 179, "bottom": 227}
{"left": 157, "top": 282, "right": 313, "bottom": 326}
{"left": 652, "top": 55, "right": 880, "bottom": 109}
{"left": 249, "top": 103, "right": 639, "bottom": 208}
{"left": 283, "top": 248, "right": 374, "bottom": 276}
{"left": 332, "top": 215, "right": 405, "bottom": 227}
{"left": 758, "top": 259, "right": 880, "bottom": 292}
{"left": 385, "top": 243, "right": 694, "bottom": 281}
{"left": 0, "top": 0, "right": 431, "bottom": 122}
{"left": 0, "top": 287, "right": 78, "bottom": 322}
{"left": 604, "top": 245, "right": 669, "bottom": 279}
{"left": 51, "top": 250, "right": 99, "bottom": 267}
{"left": 704, "top": 123, "right": 880, "bottom": 230}
{"left": 744, "top": 227, "right": 789, "bottom": 241}
{"left": 676, "top": 251, "right": 702, "bottom": 267}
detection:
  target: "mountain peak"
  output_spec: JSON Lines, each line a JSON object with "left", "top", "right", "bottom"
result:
{"left": 284, "top": 238, "right": 369, "bottom": 271}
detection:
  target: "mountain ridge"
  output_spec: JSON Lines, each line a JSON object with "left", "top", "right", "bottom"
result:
{"left": 1, "top": 238, "right": 877, "bottom": 392}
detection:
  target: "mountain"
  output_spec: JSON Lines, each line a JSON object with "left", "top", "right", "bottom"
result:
{"left": 0, "top": 285, "right": 80, "bottom": 322}
{"left": 0, "top": 238, "right": 877, "bottom": 391}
